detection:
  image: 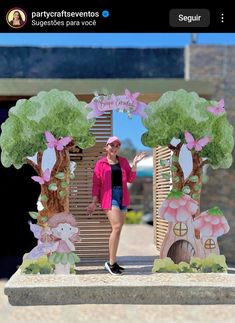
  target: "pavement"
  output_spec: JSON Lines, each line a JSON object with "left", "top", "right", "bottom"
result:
{"left": 2, "top": 224, "right": 235, "bottom": 322}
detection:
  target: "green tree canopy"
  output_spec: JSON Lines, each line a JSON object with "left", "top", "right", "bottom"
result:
{"left": 0, "top": 89, "right": 96, "bottom": 168}
{"left": 141, "top": 89, "right": 234, "bottom": 169}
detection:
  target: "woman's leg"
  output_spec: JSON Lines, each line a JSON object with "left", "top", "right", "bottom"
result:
{"left": 106, "top": 207, "right": 126, "bottom": 265}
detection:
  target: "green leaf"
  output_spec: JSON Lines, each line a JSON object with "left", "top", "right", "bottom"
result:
{"left": 189, "top": 175, "right": 198, "bottom": 183}
{"left": 208, "top": 206, "right": 223, "bottom": 216}
{"left": 41, "top": 216, "right": 48, "bottom": 223}
{"left": 190, "top": 257, "right": 203, "bottom": 270}
{"left": 192, "top": 193, "right": 200, "bottom": 200}
{"left": 194, "top": 184, "right": 201, "bottom": 191}
{"left": 152, "top": 257, "right": 176, "bottom": 273}
{"left": 182, "top": 186, "right": 190, "bottom": 194}
{"left": 171, "top": 155, "right": 179, "bottom": 162}
{"left": 25, "top": 263, "right": 40, "bottom": 274}
{"left": 55, "top": 172, "right": 65, "bottom": 180}
{"left": 48, "top": 183, "right": 58, "bottom": 191}
{"left": 178, "top": 262, "right": 192, "bottom": 273}
{"left": 170, "top": 165, "right": 177, "bottom": 172}
{"left": 200, "top": 254, "right": 227, "bottom": 273}
{"left": 29, "top": 211, "right": 38, "bottom": 219}
{"left": 161, "top": 172, "right": 170, "bottom": 180}
{"left": 160, "top": 159, "right": 169, "bottom": 167}
{"left": 59, "top": 191, "right": 66, "bottom": 198}
{"left": 61, "top": 181, "right": 69, "bottom": 188}
{"left": 40, "top": 194, "right": 48, "bottom": 202}
{"left": 167, "top": 189, "right": 183, "bottom": 199}
{"left": 173, "top": 176, "right": 180, "bottom": 183}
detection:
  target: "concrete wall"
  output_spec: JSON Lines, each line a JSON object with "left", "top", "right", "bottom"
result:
{"left": 186, "top": 45, "right": 235, "bottom": 264}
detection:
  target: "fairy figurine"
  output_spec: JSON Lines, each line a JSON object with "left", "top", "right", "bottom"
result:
{"left": 28, "top": 212, "right": 80, "bottom": 274}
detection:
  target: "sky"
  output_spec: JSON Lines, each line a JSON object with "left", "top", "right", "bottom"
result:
{"left": 1, "top": 32, "right": 235, "bottom": 150}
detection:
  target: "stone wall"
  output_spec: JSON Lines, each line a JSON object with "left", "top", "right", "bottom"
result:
{"left": 0, "top": 47, "right": 184, "bottom": 78}
{"left": 187, "top": 45, "right": 235, "bottom": 264}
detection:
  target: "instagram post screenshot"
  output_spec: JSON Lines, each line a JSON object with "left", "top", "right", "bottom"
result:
{"left": 0, "top": 0, "right": 235, "bottom": 320}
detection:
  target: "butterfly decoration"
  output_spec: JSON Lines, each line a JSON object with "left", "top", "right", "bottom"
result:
{"left": 27, "top": 222, "right": 58, "bottom": 259}
{"left": 124, "top": 89, "right": 147, "bottom": 119}
{"left": 31, "top": 168, "right": 51, "bottom": 185}
{"left": 124, "top": 89, "right": 140, "bottom": 101}
{"left": 184, "top": 131, "right": 211, "bottom": 152}
{"left": 207, "top": 99, "right": 225, "bottom": 115}
{"left": 45, "top": 131, "right": 72, "bottom": 151}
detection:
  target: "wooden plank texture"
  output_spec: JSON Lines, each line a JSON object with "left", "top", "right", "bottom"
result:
{"left": 153, "top": 146, "right": 172, "bottom": 251}
{"left": 69, "top": 111, "right": 112, "bottom": 261}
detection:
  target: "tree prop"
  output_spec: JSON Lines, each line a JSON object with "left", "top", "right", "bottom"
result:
{"left": 142, "top": 89, "right": 234, "bottom": 264}
{"left": 0, "top": 89, "right": 96, "bottom": 223}
{"left": 0, "top": 89, "right": 96, "bottom": 274}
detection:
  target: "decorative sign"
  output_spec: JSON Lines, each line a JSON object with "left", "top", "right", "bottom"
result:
{"left": 86, "top": 89, "right": 148, "bottom": 119}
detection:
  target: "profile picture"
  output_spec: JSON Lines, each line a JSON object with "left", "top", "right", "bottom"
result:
{"left": 6, "top": 8, "right": 27, "bottom": 29}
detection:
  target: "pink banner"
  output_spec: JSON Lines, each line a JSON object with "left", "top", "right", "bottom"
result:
{"left": 86, "top": 89, "right": 148, "bottom": 119}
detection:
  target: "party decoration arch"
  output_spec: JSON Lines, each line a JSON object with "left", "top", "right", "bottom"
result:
{"left": 0, "top": 88, "right": 233, "bottom": 275}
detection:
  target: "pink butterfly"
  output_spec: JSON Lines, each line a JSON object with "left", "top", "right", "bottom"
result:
{"left": 184, "top": 131, "right": 210, "bottom": 151}
{"left": 125, "top": 89, "right": 140, "bottom": 101}
{"left": 45, "top": 131, "right": 72, "bottom": 151}
{"left": 31, "top": 168, "right": 51, "bottom": 185}
{"left": 207, "top": 99, "right": 225, "bottom": 115}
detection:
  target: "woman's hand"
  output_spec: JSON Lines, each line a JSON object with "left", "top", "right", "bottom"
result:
{"left": 132, "top": 152, "right": 146, "bottom": 167}
{"left": 87, "top": 202, "right": 96, "bottom": 216}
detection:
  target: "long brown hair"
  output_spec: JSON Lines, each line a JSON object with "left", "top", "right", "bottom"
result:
{"left": 13, "top": 10, "right": 24, "bottom": 24}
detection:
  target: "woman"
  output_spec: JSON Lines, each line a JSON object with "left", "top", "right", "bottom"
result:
{"left": 9, "top": 11, "right": 24, "bottom": 27}
{"left": 87, "top": 136, "right": 145, "bottom": 275}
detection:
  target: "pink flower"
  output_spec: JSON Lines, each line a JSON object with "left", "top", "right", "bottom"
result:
{"left": 193, "top": 207, "right": 230, "bottom": 238}
{"left": 159, "top": 191, "right": 198, "bottom": 223}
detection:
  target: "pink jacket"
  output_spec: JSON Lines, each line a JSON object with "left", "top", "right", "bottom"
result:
{"left": 92, "top": 156, "right": 136, "bottom": 210}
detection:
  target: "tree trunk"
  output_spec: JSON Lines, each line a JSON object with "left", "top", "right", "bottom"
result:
{"left": 38, "top": 149, "right": 71, "bottom": 224}
{"left": 168, "top": 145, "right": 204, "bottom": 239}
{"left": 184, "top": 152, "right": 203, "bottom": 217}
{"left": 27, "top": 149, "right": 71, "bottom": 225}
{"left": 184, "top": 152, "right": 203, "bottom": 239}
{"left": 168, "top": 143, "right": 184, "bottom": 190}
{"left": 27, "top": 142, "right": 82, "bottom": 225}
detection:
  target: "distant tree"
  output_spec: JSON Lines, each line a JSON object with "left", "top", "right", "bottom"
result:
{"left": 119, "top": 138, "right": 137, "bottom": 160}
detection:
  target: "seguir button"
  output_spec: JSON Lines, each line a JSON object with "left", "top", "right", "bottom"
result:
{"left": 169, "top": 9, "right": 210, "bottom": 27}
